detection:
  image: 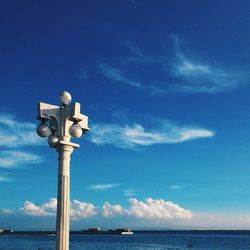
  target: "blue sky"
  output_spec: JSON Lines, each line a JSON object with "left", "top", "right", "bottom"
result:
{"left": 1, "top": 0, "right": 250, "bottom": 230}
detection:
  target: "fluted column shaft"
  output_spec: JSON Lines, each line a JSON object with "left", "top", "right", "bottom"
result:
{"left": 55, "top": 144, "right": 74, "bottom": 250}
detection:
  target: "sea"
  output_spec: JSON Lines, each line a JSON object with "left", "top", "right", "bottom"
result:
{"left": 0, "top": 231, "right": 250, "bottom": 250}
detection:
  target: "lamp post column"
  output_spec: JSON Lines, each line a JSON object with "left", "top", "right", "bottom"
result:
{"left": 56, "top": 144, "right": 74, "bottom": 250}
{"left": 36, "top": 91, "right": 89, "bottom": 250}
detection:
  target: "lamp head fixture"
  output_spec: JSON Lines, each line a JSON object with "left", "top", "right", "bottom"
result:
{"left": 37, "top": 91, "right": 89, "bottom": 147}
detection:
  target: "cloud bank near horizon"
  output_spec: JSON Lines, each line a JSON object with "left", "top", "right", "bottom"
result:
{"left": 3, "top": 198, "right": 250, "bottom": 229}
{"left": 19, "top": 197, "right": 192, "bottom": 221}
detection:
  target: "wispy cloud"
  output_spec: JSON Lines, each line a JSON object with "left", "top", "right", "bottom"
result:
{"left": 0, "top": 113, "right": 44, "bottom": 170}
{"left": 169, "top": 185, "right": 183, "bottom": 190}
{"left": 89, "top": 119, "right": 214, "bottom": 150}
{"left": 123, "top": 189, "right": 138, "bottom": 197}
{"left": 99, "top": 63, "right": 144, "bottom": 88}
{"left": 78, "top": 70, "right": 89, "bottom": 80}
{"left": 171, "top": 35, "right": 249, "bottom": 94}
{"left": 86, "top": 183, "right": 120, "bottom": 191}
{"left": 0, "top": 113, "right": 42, "bottom": 148}
{"left": 0, "top": 175, "right": 11, "bottom": 182}
{"left": 97, "top": 36, "right": 249, "bottom": 96}
{"left": 0, "top": 150, "right": 43, "bottom": 168}
{"left": 122, "top": 40, "right": 157, "bottom": 64}
{"left": 130, "top": 0, "right": 138, "bottom": 6}
{"left": 99, "top": 63, "right": 166, "bottom": 95}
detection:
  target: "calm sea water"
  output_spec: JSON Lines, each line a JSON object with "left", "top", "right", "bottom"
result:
{"left": 1, "top": 231, "right": 250, "bottom": 250}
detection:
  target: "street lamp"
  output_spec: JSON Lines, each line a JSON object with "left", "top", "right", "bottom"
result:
{"left": 36, "top": 91, "right": 89, "bottom": 250}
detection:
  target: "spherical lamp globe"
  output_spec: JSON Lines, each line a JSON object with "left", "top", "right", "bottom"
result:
{"left": 36, "top": 121, "right": 50, "bottom": 137}
{"left": 69, "top": 123, "right": 82, "bottom": 138}
{"left": 47, "top": 134, "right": 59, "bottom": 145}
{"left": 59, "top": 91, "right": 72, "bottom": 105}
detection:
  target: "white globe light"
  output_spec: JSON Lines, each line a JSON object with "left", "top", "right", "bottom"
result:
{"left": 36, "top": 122, "right": 50, "bottom": 137}
{"left": 47, "top": 134, "right": 59, "bottom": 145}
{"left": 59, "top": 91, "right": 72, "bottom": 105}
{"left": 69, "top": 123, "right": 82, "bottom": 138}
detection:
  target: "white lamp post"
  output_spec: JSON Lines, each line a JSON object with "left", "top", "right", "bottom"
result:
{"left": 36, "top": 91, "right": 89, "bottom": 250}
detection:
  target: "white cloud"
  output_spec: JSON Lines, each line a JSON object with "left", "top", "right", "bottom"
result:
{"left": 128, "top": 198, "right": 192, "bottom": 220}
{"left": 6, "top": 199, "right": 250, "bottom": 229}
{"left": 86, "top": 184, "right": 120, "bottom": 191}
{"left": 21, "top": 198, "right": 57, "bottom": 216}
{"left": 102, "top": 202, "right": 127, "bottom": 217}
{"left": 0, "top": 113, "right": 35, "bottom": 129}
{"left": 16, "top": 198, "right": 250, "bottom": 228}
{"left": 21, "top": 198, "right": 97, "bottom": 220}
{"left": 0, "top": 113, "right": 42, "bottom": 148}
{"left": 177, "top": 61, "right": 210, "bottom": 76}
{"left": 101, "top": 198, "right": 192, "bottom": 220}
{"left": 89, "top": 120, "right": 214, "bottom": 150}
{"left": 71, "top": 200, "right": 97, "bottom": 219}
{"left": 19, "top": 197, "right": 191, "bottom": 221}
{"left": 0, "top": 150, "right": 43, "bottom": 168}
{"left": 171, "top": 35, "right": 248, "bottom": 94}
{"left": 6, "top": 196, "right": 250, "bottom": 228}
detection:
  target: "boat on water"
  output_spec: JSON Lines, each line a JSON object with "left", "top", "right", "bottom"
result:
{"left": 81, "top": 228, "right": 133, "bottom": 235}
{"left": 0, "top": 229, "right": 13, "bottom": 234}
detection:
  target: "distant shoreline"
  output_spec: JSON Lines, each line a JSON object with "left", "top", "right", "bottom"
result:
{"left": 1, "top": 230, "right": 250, "bottom": 235}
